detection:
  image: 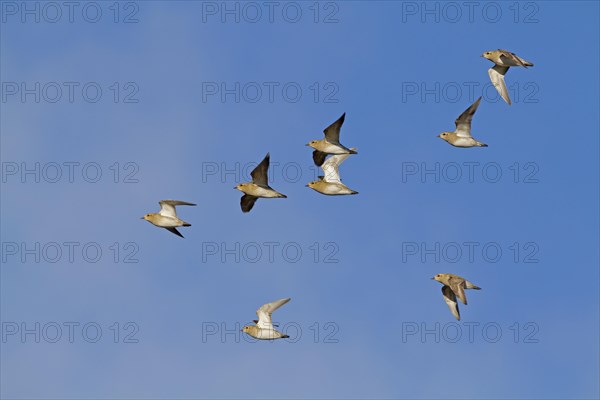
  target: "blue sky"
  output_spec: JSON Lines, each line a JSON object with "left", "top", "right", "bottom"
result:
{"left": 1, "top": 1, "right": 599, "bottom": 399}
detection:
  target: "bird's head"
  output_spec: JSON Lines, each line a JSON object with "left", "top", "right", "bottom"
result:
{"left": 481, "top": 51, "right": 493, "bottom": 60}
{"left": 141, "top": 214, "right": 153, "bottom": 221}
{"left": 432, "top": 274, "right": 447, "bottom": 284}
{"left": 438, "top": 132, "right": 451, "bottom": 142}
{"left": 306, "top": 140, "right": 318, "bottom": 148}
{"left": 241, "top": 326, "right": 254, "bottom": 334}
{"left": 235, "top": 183, "right": 246, "bottom": 191}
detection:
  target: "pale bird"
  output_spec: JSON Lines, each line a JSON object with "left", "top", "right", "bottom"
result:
{"left": 142, "top": 200, "right": 196, "bottom": 238}
{"left": 482, "top": 49, "right": 534, "bottom": 105}
{"left": 307, "top": 149, "right": 358, "bottom": 195}
{"left": 307, "top": 112, "right": 357, "bottom": 167}
{"left": 235, "top": 153, "right": 287, "bottom": 213}
{"left": 438, "top": 97, "right": 488, "bottom": 148}
{"left": 432, "top": 273, "right": 481, "bottom": 320}
{"left": 241, "top": 298, "right": 291, "bottom": 340}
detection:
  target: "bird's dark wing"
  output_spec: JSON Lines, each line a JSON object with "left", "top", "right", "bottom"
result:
{"left": 312, "top": 150, "right": 328, "bottom": 167}
{"left": 251, "top": 153, "right": 270, "bottom": 187}
{"left": 454, "top": 97, "right": 482, "bottom": 137}
{"left": 241, "top": 195, "right": 258, "bottom": 213}
{"left": 323, "top": 113, "right": 345, "bottom": 144}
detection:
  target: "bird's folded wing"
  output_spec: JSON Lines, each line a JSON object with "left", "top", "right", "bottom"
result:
{"left": 500, "top": 52, "right": 527, "bottom": 67}
{"left": 448, "top": 280, "right": 468, "bottom": 305}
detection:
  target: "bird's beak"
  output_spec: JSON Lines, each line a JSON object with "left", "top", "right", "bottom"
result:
{"left": 431, "top": 277, "right": 435, "bottom": 280}
{"left": 305, "top": 143, "right": 310, "bottom": 146}
{"left": 437, "top": 134, "right": 442, "bottom": 138}
{"left": 305, "top": 184, "right": 309, "bottom": 187}
{"left": 140, "top": 217, "right": 145, "bottom": 219}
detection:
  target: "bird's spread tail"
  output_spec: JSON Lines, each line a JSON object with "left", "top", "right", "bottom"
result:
{"left": 281, "top": 334, "right": 290, "bottom": 339}
{"left": 182, "top": 223, "right": 191, "bottom": 227}
{"left": 477, "top": 142, "right": 488, "bottom": 147}
{"left": 350, "top": 190, "right": 359, "bottom": 195}
{"left": 349, "top": 149, "right": 358, "bottom": 154}
{"left": 466, "top": 282, "right": 481, "bottom": 290}
{"left": 279, "top": 194, "right": 288, "bottom": 198}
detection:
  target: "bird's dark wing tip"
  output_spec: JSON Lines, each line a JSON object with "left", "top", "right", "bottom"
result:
{"left": 166, "top": 227, "right": 184, "bottom": 238}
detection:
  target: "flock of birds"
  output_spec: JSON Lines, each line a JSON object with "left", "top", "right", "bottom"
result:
{"left": 141, "top": 49, "right": 534, "bottom": 338}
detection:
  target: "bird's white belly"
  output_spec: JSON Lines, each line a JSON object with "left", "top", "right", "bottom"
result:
{"left": 254, "top": 329, "right": 284, "bottom": 340}
{"left": 153, "top": 215, "right": 181, "bottom": 227}
{"left": 322, "top": 142, "right": 348, "bottom": 154}
{"left": 318, "top": 183, "right": 354, "bottom": 195}
{"left": 253, "top": 186, "right": 280, "bottom": 198}
{"left": 452, "top": 137, "right": 477, "bottom": 147}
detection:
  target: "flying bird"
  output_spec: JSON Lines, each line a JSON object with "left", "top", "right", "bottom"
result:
{"left": 438, "top": 97, "right": 488, "bottom": 148}
{"left": 241, "top": 298, "right": 291, "bottom": 340}
{"left": 307, "top": 112, "right": 357, "bottom": 167}
{"left": 235, "top": 153, "right": 287, "bottom": 213}
{"left": 432, "top": 273, "right": 481, "bottom": 320}
{"left": 142, "top": 200, "right": 196, "bottom": 238}
{"left": 307, "top": 149, "right": 358, "bottom": 195}
{"left": 482, "top": 49, "right": 534, "bottom": 105}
